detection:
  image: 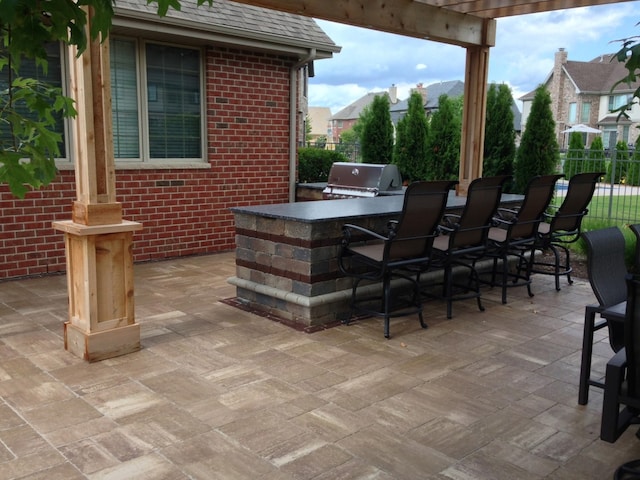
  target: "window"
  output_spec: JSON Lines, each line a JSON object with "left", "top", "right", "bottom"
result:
{"left": 568, "top": 103, "right": 577, "bottom": 123}
{"left": 581, "top": 102, "right": 591, "bottom": 124}
{"left": 609, "top": 94, "right": 632, "bottom": 112}
{"left": 110, "top": 38, "right": 203, "bottom": 162}
{"left": 0, "top": 43, "right": 67, "bottom": 158}
{"left": 111, "top": 38, "right": 140, "bottom": 158}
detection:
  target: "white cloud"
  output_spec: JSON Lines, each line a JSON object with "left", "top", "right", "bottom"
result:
{"left": 310, "top": 2, "right": 640, "bottom": 113}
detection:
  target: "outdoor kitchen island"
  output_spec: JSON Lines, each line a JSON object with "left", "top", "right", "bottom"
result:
{"left": 228, "top": 191, "right": 522, "bottom": 331}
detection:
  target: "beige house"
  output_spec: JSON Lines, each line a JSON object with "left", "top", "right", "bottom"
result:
{"left": 306, "top": 106, "right": 332, "bottom": 144}
{"left": 521, "top": 48, "right": 640, "bottom": 149}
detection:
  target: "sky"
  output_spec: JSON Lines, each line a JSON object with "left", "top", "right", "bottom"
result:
{"left": 309, "top": 2, "right": 640, "bottom": 114}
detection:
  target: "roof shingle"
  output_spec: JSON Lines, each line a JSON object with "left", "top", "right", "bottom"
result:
{"left": 114, "top": 0, "right": 339, "bottom": 53}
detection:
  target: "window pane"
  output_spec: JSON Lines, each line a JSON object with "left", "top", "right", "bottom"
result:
{"left": 581, "top": 102, "right": 591, "bottom": 124}
{"left": 110, "top": 38, "right": 140, "bottom": 158}
{"left": 0, "top": 43, "right": 66, "bottom": 156}
{"left": 568, "top": 103, "right": 577, "bottom": 123}
{"left": 146, "top": 44, "right": 201, "bottom": 159}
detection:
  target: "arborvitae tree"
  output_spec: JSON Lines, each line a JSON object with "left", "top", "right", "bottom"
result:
{"left": 563, "top": 131, "right": 585, "bottom": 179}
{"left": 513, "top": 85, "right": 559, "bottom": 193}
{"left": 608, "top": 140, "right": 630, "bottom": 184}
{"left": 426, "top": 94, "right": 462, "bottom": 181}
{"left": 361, "top": 94, "right": 394, "bottom": 164}
{"left": 353, "top": 104, "right": 372, "bottom": 143}
{"left": 483, "top": 83, "right": 516, "bottom": 191}
{"left": 586, "top": 135, "right": 606, "bottom": 176}
{"left": 336, "top": 128, "right": 361, "bottom": 162}
{"left": 393, "top": 91, "right": 429, "bottom": 182}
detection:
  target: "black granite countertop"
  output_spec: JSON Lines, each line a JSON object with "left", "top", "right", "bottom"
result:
{"left": 230, "top": 192, "right": 522, "bottom": 223}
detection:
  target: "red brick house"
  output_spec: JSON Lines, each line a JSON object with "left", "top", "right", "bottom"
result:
{"left": 0, "top": 0, "right": 339, "bottom": 280}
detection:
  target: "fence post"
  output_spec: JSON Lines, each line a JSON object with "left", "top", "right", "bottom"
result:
{"left": 608, "top": 147, "right": 617, "bottom": 220}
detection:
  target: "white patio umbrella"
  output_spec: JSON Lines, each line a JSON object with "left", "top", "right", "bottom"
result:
{"left": 561, "top": 124, "right": 602, "bottom": 134}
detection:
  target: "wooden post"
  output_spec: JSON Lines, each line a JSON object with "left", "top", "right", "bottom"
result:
{"left": 458, "top": 45, "right": 490, "bottom": 196}
{"left": 53, "top": 10, "right": 142, "bottom": 362}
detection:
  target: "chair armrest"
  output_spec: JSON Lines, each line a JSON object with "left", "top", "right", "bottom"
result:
{"left": 441, "top": 213, "right": 461, "bottom": 229}
{"left": 491, "top": 216, "right": 513, "bottom": 228}
{"left": 607, "top": 347, "right": 627, "bottom": 370}
{"left": 495, "top": 207, "right": 518, "bottom": 218}
{"left": 492, "top": 208, "right": 518, "bottom": 226}
{"left": 342, "top": 224, "right": 389, "bottom": 245}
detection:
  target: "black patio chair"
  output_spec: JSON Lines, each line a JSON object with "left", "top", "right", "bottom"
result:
{"left": 530, "top": 172, "right": 603, "bottom": 291}
{"left": 484, "top": 174, "right": 564, "bottom": 304}
{"left": 579, "top": 227, "right": 628, "bottom": 405}
{"left": 338, "top": 180, "right": 457, "bottom": 339}
{"left": 600, "top": 273, "right": 640, "bottom": 443}
{"left": 429, "top": 175, "right": 511, "bottom": 319}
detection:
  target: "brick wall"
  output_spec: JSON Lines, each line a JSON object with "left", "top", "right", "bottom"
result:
{"left": 0, "top": 47, "right": 294, "bottom": 280}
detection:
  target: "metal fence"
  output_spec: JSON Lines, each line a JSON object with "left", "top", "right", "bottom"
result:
{"left": 558, "top": 149, "right": 640, "bottom": 226}
{"left": 300, "top": 143, "right": 640, "bottom": 225}
{"left": 304, "top": 141, "right": 362, "bottom": 163}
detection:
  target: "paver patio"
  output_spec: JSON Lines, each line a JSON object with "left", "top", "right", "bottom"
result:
{"left": 0, "top": 251, "right": 638, "bottom": 479}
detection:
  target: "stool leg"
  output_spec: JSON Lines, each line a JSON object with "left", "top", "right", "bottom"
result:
{"left": 579, "top": 307, "right": 597, "bottom": 405}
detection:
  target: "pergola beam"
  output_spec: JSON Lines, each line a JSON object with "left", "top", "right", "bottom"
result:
{"left": 436, "top": 0, "right": 635, "bottom": 18}
{"left": 230, "top": 0, "right": 496, "bottom": 47}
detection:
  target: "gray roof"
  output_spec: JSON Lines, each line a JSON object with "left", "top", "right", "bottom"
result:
{"left": 520, "top": 52, "right": 640, "bottom": 100}
{"left": 389, "top": 80, "right": 465, "bottom": 124}
{"left": 114, "top": 0, "right": 340, "bottom": 57}
{"left": 564, "top": 53, "right": 639, "bottom": 93}
{"left": 331, "top": 92, "right": 387, "bottom": 121}
{"left": 425, "top": 80, "right": 465, "bottom": 109}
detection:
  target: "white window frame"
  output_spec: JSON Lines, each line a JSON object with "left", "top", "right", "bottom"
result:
{"left": 110, "top": 36, "right": 207, "bottom": 167}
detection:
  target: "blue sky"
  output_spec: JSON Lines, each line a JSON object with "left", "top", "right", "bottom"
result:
{"left": 309, "top": 3, "right": 640, "bottom": 114}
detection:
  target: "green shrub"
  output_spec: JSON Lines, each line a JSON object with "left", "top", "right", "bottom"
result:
{"left": 606, "top": 141, "right": 629, "bottom": 184}
{"left": 513, "top": 85, "right": 559, "bottom": 193}
{"left": 626, "top": 136, "right": 640, "bottom": 186}
{"left": 574, "top": 219, "right": 637, "bottom": 269}
{"left": 297, "top": 147, "right": 348, "bottom": 183}
{"left": 394, "top": 91, "right": 429, "bottom": 182}
{"left": 584, "top": 136, "right": 606, "bottom": 175}
{"left": 563, "top": 132, "right": 585, "bottom": 179}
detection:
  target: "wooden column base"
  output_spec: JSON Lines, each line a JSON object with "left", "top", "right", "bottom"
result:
{"left": 53, "top": 219, "right": 143, "bottom": 362}
{"left": 65, "top": 322, "right": 140, "bottom": 362}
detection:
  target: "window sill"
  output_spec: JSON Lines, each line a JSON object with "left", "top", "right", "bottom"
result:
{"left": 56, "top": 161, "right": 212, "bottom": 171}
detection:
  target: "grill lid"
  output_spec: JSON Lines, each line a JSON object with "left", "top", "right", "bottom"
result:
{"left": 322, "top": 163, "right": 402, "bottom": 197}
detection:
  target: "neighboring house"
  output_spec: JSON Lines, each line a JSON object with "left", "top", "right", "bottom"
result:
{"left": 0, "top": 0, "right": 339, "bottom": 280}
{"left": 390, "top": 80, "right": 521, "bottom": 133}
{"left": 329, "top": 81, "right": 468, "bottom": 143}
{"left": 328, "top": 90, "right": 392, "bottom": 143}
{"left": 328, "top": 80, "right": 520, "bottom": 143}
{"left": 389, "top": 80, "right": 465, "bottom": 124}
{"left": 520, "top": 48, "right": 640, "bottom": 149}
{"left": 306, "top": 107, "right": 332, "bottom": 145}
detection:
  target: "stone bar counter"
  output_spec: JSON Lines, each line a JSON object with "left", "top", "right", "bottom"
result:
{"left": 228, "top": 192, "right": 522, "bottom": 331}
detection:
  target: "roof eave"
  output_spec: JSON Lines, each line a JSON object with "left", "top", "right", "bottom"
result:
{"left": 113, "top": 8, "right": 341, "bottom": 59}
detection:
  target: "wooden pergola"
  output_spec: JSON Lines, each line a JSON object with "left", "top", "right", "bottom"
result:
{"left": 54, "top": 0, "right": 635, "bottom": 361}
{"left": 234, "top": 0, "right": 635, "bottom": 193}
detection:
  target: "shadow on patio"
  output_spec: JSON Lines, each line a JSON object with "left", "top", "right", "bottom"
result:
{"left": 0, "top": 251, "right": 638, "bottom": 479}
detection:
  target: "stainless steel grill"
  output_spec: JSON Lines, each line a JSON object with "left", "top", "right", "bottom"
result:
{"left": 322, "top": 162, "right": 403, "bottom": 199}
